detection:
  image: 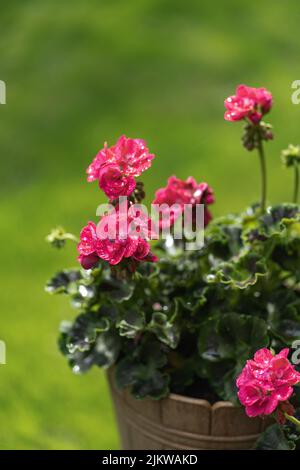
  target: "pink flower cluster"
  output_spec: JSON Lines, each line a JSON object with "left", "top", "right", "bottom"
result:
{"left": 224, "top": 85, "right": 272, "bottom": 123}
{"left": 87, "top": 135, "right": 155, "bottom": 200}
{"left": 236, "top": 348, "right": 300, "bottom": 418}
{"left": 77, "top": 205, "right": 157, "bottom": 269}
{"left": 152, "top": 176, "right": 214, "bottom": 227}
{"left": 79, "top": 135, "right": 215, "bottom": 270}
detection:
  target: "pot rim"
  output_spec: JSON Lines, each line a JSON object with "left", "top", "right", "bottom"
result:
{"left": 167, "top": 392, "right": 239, "bottom": 411}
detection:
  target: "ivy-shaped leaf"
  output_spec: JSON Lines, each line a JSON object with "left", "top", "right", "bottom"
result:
{"left": 117, "top": 309, "right": 145, "bottom": 338}
{"left": 205, "top": 217, "right": 243, "bottom": 260}
{"left": 148, "top": 311, "right": 180, "bottom": 349}
{"left": 45, "top": 269, "right": 82, "bottom": 294}
{"left": 267, "top": 291, "right": 300, "bottom": 345}
{"left": 59, "top": 328, "right": 121, "bottom": 373}
{"left": 248, "top": 204, "right": 300, "bottom": 241}
{"left": 65, "top": 311, "right": 110, "bottom": 354}
{"left": 198, "top": 314, "right": 269, "bottom": 401}
{"left": 254, "top": 424, "right": 295, "bottom": 450}
{"left": 217, "top": 313, "right": 269, "bottom": 360}
{"left": 100, "top": 277, "right": 135, "bottom": 303}
{"left": 208, "top": 252, "right": 268, "bottom": 289}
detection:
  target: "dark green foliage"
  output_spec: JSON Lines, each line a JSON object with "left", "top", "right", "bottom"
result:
{"left": 254, "top": 423, "right": 300, "bottom": 450}
{"left": 47, "top": 203, "right": 300, "bottom": 402}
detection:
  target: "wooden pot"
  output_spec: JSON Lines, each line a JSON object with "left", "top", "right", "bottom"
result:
{"left": 107, "top": 369, "right": 270, "bottom": 450}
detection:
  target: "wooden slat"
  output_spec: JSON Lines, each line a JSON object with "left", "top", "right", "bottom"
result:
{"left": 124, "top": 388, "right": 162, "bottom": 422}
{"left": 161, "top": 394, "right": 211, "bottom": 434}
{"left": 211, "top": 402, "right": 261, "bottom": 437}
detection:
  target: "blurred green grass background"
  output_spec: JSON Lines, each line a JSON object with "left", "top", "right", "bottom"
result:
{"left": 1, "top": 0, "right": 300, "bottom": 449}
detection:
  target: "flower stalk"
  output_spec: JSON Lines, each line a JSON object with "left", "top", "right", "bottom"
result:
{"left": 257, "top": 139, "right": 267, "bottom": 212}
{"left": 284, "top": 413, "right": 300, "bottom": 429}
{"left": 241, "top": 122, "right": 272, "bottom": 213}
{"left": 293, "top": 163, "right": 299, "bottom": 204}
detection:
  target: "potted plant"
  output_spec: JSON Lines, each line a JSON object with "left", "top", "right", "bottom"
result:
{"left": 46, "top": 84, "right": 300, "bottom": 450}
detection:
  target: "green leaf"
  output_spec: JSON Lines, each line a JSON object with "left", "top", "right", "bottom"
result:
{"left": 114, "top": 339, "right": 169, "bottom": 399}
{"left": 58, "top": 311, "right": 120, "bottom": 373}
{"left": 92, "top": 330, "right": 121, "bottom": 367}
{"left": 117, "top": 309, "right": 145, "bottom": 338}
{"left": 267, "top": 290, "right": 300, "bottom": 345}
{"left": 218, "top": 313, "right": 269, "bottom": 360}
{"left": 45, "top": 269, "right": 82, "bottom": 294}
{"left": 148, "top": 311, "right": 180, "bottom": 349}
{"left": 197, "top": 319, "right": 224, "bottom": 362}
{"left": 66, "top": 330, "right": 121, "bottom": 373}
{"left": 66, "top": 311, "right": 110, "bottom": 353}
{"left": 248, "top": 204, "right": 300, "bottom": 242}
{"left": 206, "top": 218, "right": 243, "bottom": 260}
{"left": 115, "top": 358, "right": 169, "bottom": 400}
{"left": 198, "top": 314, "right": 269, "bottom": 401}
{"left": 100, "top": 277, "right": 135, "bottom": 302}
{"left": 254, "top": 424, "right": 294, "bottom": 450}
{"left": 198, "top": 314, "right": 269, "bottom": 362}
{"left": 208, "top": 252, "right": 268, "bottom": 289}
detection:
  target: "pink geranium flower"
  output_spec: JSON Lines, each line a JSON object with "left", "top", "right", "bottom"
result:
{"left": 77, "top": 221, "right": 101, "bottom": 269}
{"left": 97, "top": 202, "right": 158, "bottom": 241}
{"left": 98, "top": 164, "right": 136, "bottom": 200}
{"left": 111, "top": 135, "right": 155, "bottom": 176}
{"left": 86, "top": 135, "right": 155, "bottom": 200}
{"left": 236, "top": 348, "right": 300, "bottom": 418}
{"left": 97, "top": 237, "right": 139, "bottom": 266}
{"left": 237, "top": 381, "right": 279, "bottom": 417}
{"left": 152, "top": 176, "right": 214, "bottom": 228}
{"left": 224, "top": 85, "right": 272, "bottom": 123}
{"left": 133, "top": 238, "right": 158, "bottom": 262}
{"left": 77, "top": 205, "right": 157, "bottom": 269}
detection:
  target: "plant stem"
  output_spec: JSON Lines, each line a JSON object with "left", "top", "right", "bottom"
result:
{"left": 284, "top": 413, "right": 300, "bottom": 428}
{"left": 257, "top": 140, "right": 267, "bottom": 212}
{"left": 293, "top": 164, "right": 299, "bottom": 204}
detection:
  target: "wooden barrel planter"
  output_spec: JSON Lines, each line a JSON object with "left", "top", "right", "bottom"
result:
{"left": 107, "top": 370, "right": 270, "bottom": 450}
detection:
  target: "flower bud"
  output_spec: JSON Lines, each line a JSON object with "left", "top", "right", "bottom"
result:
{"left": 281, "top": 144, "right": 300, "bottom": 168}
{"left": 46, "top": 227, "right": 77, "bottom": 249}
